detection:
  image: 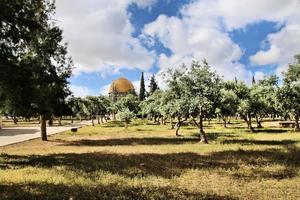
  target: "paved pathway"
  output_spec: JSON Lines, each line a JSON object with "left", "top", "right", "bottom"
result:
{"left": 0, "top": 121, "right": 92, "bottom": 147}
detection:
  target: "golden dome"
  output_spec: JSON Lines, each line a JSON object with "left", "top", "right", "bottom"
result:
{"left": 109, "top": 77, "right": 135, "bottom": 94}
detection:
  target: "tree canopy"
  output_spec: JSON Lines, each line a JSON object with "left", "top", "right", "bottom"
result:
{"left": 139, "top": 72, "right": 146, "bottom": 101}
{"left": 0, "top": 0, "right": 72, "bottom": 140}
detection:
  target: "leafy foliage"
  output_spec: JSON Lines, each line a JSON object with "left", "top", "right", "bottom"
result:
{"left": 148, "top": 74, "right": 159, "bottom": 95}
{"left": 0, "top": 0, "right": 72, "bottom": 140}
{"left": 139, "top": 72, "right": 146, "bottom": 101}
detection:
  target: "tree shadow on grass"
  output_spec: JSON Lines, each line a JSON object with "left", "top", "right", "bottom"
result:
{"left": 0, "top": 182, "right": 237, "bottom": 200}
{"left": 54, "top": 137, "right": 200, "bottom": 146}
{"left": 1, "top": 146, "right": 299, "bottom": 181}
{"left": 221, "top": 139, "right": 297, "bottom": 145}
{"left": 134, "top": 128, "right": 153, "bottom": 132}
{"left": 101, "top": 122, "right": 140, "bottom": 128}
{"left": 255, "top": 129, "right": 288, "bottom": 133}
{"left": 227, "top": 126, "right": 247, "bottom": 130}
{"left": 191, "top": 132, "right": 221, "bottom": 142}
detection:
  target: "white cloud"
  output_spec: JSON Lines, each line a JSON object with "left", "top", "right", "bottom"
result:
{"left": 250, "top": 46, "right": 281, "bottom": 65}
{"left": 250, "top": 24, "right": 300, "bottom": 74}
{"left": 142, "top": 0, "right": 300, "bottom": 83}
{"left": 142, "top": 3, "right": 250, "bottom": 83}
{"left": 181, "top": 0, "right": 300, "bottom": 30}
{"left": 254, "top": 71, "right": 265, "bottom": 81}
{"left": 56, "top": 0, "right": 300, "bottom": 86}
{"left": 99, "top": 84, "right": 111, "bottom": 96}
{"left": 70, "top": 85, "right": 94, "bottom": 98}
{"left": 276, "top": 64, "right": 289, "bottom": 78}
{"left": 55, "top": 0, "right": 157, "bottom": 74}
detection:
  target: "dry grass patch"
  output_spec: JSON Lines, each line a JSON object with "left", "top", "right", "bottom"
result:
{"left": 0, "top": 120, "right": 300, "bottom": 199}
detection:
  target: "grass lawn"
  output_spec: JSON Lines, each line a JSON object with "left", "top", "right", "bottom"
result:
{"left": 0, "top": 119, "right": 299, "bottom": 200}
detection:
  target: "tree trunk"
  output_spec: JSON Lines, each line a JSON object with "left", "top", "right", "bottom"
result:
{"left": 248, "top": 115, "right": 255, "bottom": 132}
{"left": 272, "top": 114, "right": 276, "bottom": 121}
{"left": 255, "top": 114, "right": 263, "bottom": 128}
{"left": 71, "top": 116, "right": 74, "bottom": 124}
{"left": 97, "top": 115, "right": 100, "bottom": 124}
{"left": 160, "top": 116, "right": 164, "bottom": 125}
{"left": 295, "top": 115, "right": 300, "bottom": 131}
{"left": 242, "top": 114, "right": 255, "bottom": 133}
{"left": 41, "top": 116, "right": 47, "bottom": 141}
{"left": 170, "top": 117, "right": 174, "bottom": 129}
{"left": 0, "top": 115, "right": 2, "bottom": 129}
{"left": 92, "top": 117, "right": 95, "bottom": 126}
{"left": 175, "top": 120, "right": 182, "bottom": 136}
{"left": 222, "top": 116, "right": 227, "bottom": 128}
{"left": 13, "top": 116, "right": 18, "bottom": 124}
{"left": 58, "top": 116, "right": 62, "bottom": 126}
{"left": 199, "top": 114, "right": 208, "bottom": 143}
{"left": 154, "top": 116, "right": 158, "bottom": 123}
{"left": 208, "top": 118, "right": 211, "bottom": 125}
{"left": 48, "top": 118, "right": 53, "bottom": 126}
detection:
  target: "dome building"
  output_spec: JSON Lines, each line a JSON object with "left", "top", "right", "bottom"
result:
{"left": 108, "top": 77, "right": 136, "bottom": 102}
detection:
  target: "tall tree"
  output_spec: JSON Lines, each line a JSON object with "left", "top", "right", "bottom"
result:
{"left": 115, "top": 94, "right": 139, "bottom": 127}
{"left": 149, "top": 74, "right": 159, "bottom": 95}
{"left": 233, "top": 81, "right": 257, "bottom": 132}
{"left": 0, "top": 0, "right": 44, "bottom": 121}
{"left": 0, "top": 0, "right": 72, "bottom": 140}
{"left": 139, "top": 72, "right": 146, "bottom": 101}
{"left": 163, "top": 69, "right": 191, "bottom": 135}
{"left": 140, "top": 91, "right": 162, "bottom": 123}
{"left": 252, "top": 76, "right": 256, "bottom": 85}
{"left": 217, "top": 82, "right": 239, "bottom": 128}
{"left": 116, "top": 108, "right": 135, "bottom": 129}
{"left": 97, "top": 95, "right": 111, "bottom": 123}
{"left": 115, "top": 94, "right": 140, "bottom": 114}
{"left": 85, "top": 96, "right": 100, "bottom": 126}
{"left": 277, "top": 55, "right": 300, "bottom": 131}
{"left": 253, "top": 75, "right": 279, "bottom": 127}
{"left": 167, "top": 60, "right": 221, "bottom": 143}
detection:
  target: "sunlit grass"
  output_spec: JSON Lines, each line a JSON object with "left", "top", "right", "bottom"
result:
{"left": 0, "top": 119, "right": 299, "bottom": 199}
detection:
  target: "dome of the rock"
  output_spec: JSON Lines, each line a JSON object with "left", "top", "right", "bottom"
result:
{"left": 109, "top": 77, "right": 135, "bottom": 94}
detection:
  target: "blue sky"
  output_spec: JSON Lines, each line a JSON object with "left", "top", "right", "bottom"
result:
{"left": 55, "top": 0, "right": 300, "bottom": 97}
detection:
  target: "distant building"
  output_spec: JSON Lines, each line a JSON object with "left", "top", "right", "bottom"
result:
{"left": 108, "top": 77, "right": 136, "bottom": 102}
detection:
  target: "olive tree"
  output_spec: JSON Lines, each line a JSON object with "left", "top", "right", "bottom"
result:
{"left": 167, "top": 60, "right": 221, "bottom": 143}
{"left": 140, "top": 90, "right": 162, "bottom": 123}
{"left": 97, "top": 96, "right": 111, "bottom": 123}
{"left": 115, "top": 94, "right": 140, "bottom": 114}
{"left": 115, "top": 94, "right": 139, "bottom": 126}
{"left": 116, "top": 108, "right": 135, "bottom": 128}
{"left": 158, "top": 90, "right": 177, "bottom": 129}
{"left": 277, "top": 55, "right": 300, "bottom": 131}
{"left": 85, "top": 96, "right": 100, "bottom": 126}
{"left": 0, "top": 0, "right": 72, "bottom": 140}
{"left": 217, "top": 85, "right": 239, "bottom": 128}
